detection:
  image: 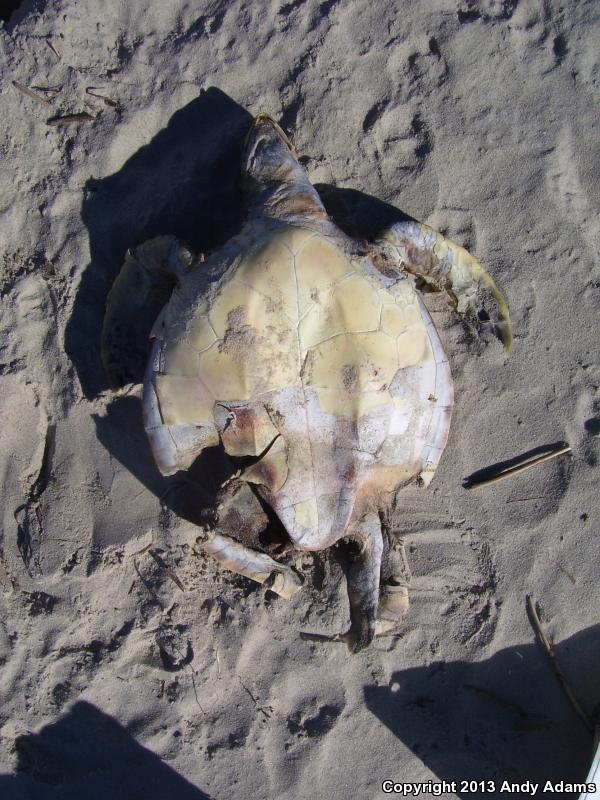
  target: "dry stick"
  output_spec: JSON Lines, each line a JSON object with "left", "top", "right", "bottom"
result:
{"left": 30, "top": 85, "right": 62, "bottom": 98}
{"left": 47, "top": 112, "right": 95, "bottom": 126}
{"left": 148, "top": 548, "right": 186, "bottom": 592}
{"left": 45, "top": 39, "right": 60, "bottom": 58}
{"left": 12, "top": 80, "right": 52, "bottom": 106}
{"left": 465, "top": 444, "right": 572, "bottom": 490}
{"left": 86, "top": 86, "right": 120, "bottom": 108}
{"left": 238, "top": 677, "right": 272, "bottom": 719}
{"left": 526, "top": 594, "right": 593, "bottom": 733}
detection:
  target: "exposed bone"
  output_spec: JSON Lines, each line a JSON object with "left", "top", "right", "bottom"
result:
{"left": 197, "top": 530, "right": 303, "bottom": 599}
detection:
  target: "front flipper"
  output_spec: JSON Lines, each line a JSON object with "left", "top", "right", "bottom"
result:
{"left": 101, "top": 236, "right": 196, "bottom": 387}
{"left": 375, "top": 220, "right": 512, "bottom": 351}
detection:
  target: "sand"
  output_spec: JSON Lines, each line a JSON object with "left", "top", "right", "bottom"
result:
{"left": 1, "top": 0, "right": 599, "bottom": 798}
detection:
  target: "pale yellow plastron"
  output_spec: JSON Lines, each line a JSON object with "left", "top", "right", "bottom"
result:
{"left": 298, "top": 273, "right": 382, "bottom": 351}
{"left": 293, "top": 496, "right": 319, "bottom": 532}
{"left": 396, "top": 326, "right": 430, "bottom": 369}
{"left": 381, "top": 303, "right": 407, "bottom": 337}
{"left": 295, "top": 236, "right": 355, "bottom": 315}
{"left": 198, "top": 268, "right": 300, "bottom": 399}
{"left": 187, "top": 314, "right": 217, "bottom": 353}
{"left": 162, "top": 339, "right": 200, "bottom": 376}
{"left": 234, "top": 235, "right": 299, "bottom": 321}
{"left": 154, "top": 374, "right": 214, "bottom": 426}
{"left": 305, "top": 331, "right": 399, "bottom": 417}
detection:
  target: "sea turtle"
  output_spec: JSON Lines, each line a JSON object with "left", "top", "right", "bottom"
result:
{"left": 102, "top": 113, "right": 511, "bottom": 651}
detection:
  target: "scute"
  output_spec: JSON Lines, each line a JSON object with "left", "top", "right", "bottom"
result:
{"left": 154, "top": 374, "right": 214, "bottom": 426}
{"left": 381, "top": 303, "right": 407, "bottom": 337}
{"left": 187, "top": 315, "right": 217, "bottom": 352}
{"left": 295, "top": 236, "right": 354, "bottom": 314}
{"left": 234, "top": 236, "right": 299, "bottom": 321}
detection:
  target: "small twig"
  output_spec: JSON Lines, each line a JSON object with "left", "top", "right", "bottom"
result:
{"left": 188, "top": 667, "right": 205, "bottom": 713}
{"left": 47, "top": 112, "right": 95, "bottom": 127}
{"left": 86, "top": 86, "right": 120, "bottom": 108}
{"left": 239, "top": 677, "right": 272, "bottom": 719}
{"left": 148, "top": 548, "right": 186, "bottom": 592}
{"left": 132, "top": 542, "right": 153, "bottom": 557}
{"left": 526, "top": 594, "right": 593, "bottom": 733}
{"left": 45, "top": 39, "right": 61, "bottom": 59}
{"left": 506, "top": 496, "right": 544, "bottom": 504}
{"left": 158, "top": 679, "right": 165, "bottom": 699}
{"left": 464, "top": 444, "right": 572, "bottom": 489}
{"left": 12, "top": 80, "right": 52, "bottom": 106}
{"left": 300, "top": 631, "right": 346, "bottom": 644}
{"left": 30, "top": 84, "right": 62, "bottom": 98}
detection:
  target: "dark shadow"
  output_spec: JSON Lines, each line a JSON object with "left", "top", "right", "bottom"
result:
{"left": 1, "top": 0, "right": 36, "bottom": 26}
{"left": 91, "top": 395, "right": 235, "bottom": 525}
{"left": 462, "top": 441, "right": 571, "bottom": 489}
{"left": 315, "top": 183, "right": 413, "bottom": 240}
{"left": 0, "top": 700, "right": 211, "bottom": 799}
{"left": 365, "top": 623, "right": 600, "bottom": 798}
{"left": 65, "top": 87, "right": 252, "bottom": 399}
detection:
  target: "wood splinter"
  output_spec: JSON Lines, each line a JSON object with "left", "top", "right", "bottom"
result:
{"left": 12, "top": 80, "right": 52, "bottom": 106}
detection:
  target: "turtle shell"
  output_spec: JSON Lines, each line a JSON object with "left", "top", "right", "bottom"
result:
{"left": 144, "top": 224, "right": 453, "bottom": 549}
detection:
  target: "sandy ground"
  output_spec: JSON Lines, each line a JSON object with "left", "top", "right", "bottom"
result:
{"left": 1, "top": 0, "right": 600, "bottom": 798}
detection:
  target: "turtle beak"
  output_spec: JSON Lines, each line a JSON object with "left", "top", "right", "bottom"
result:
{"left": 242, "top": 113, "right": 298, "bottom": 184}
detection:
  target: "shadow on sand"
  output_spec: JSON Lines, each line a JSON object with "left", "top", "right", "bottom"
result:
{"left": 365, "top": 623, "right": 599, "bottom": 798}
{"left": 65, "top": 87, "right": 253, "bottom": 400}
{"left": 0, "top": 700, "right": 210, "bottom": 799}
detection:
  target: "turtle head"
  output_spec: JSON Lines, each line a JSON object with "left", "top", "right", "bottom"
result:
{"left": 242, "top": 113, "right": 327, "bottom": 220}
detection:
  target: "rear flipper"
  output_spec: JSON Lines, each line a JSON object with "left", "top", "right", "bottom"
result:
{"left": 375, "top": 220, "right": 512, "bottom": 351}
{"left": 101, "top": 236, "right": 196, "bottom": 387}
{"left": 345, "top": 514, "right": 384, "bottom": 653}
{"left": 376, "top": 531, "right": 411, "bottom": 635}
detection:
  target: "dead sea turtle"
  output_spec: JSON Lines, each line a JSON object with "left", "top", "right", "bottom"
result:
{"left": 102, "top": 113, "right": 511, "bottom": 651}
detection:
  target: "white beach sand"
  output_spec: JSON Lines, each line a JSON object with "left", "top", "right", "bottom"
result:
{"left": 1, "top": 0, "right": 599, "bottom": 798}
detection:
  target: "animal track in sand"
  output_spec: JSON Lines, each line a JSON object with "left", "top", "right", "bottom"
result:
{"left": 457, "top": 0, "right": 518, "bottom": 23}
{"left": 361, "top": 101, "right": 433, "bottom": 188}
{"left": 508, "top": 2, "right": 572, "bottom": 74}
{"left": 286, "top": 701, "right": 343, "bottom": 741}
{"left": 385, "top": 35, "right": 448, "bottom": 102}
